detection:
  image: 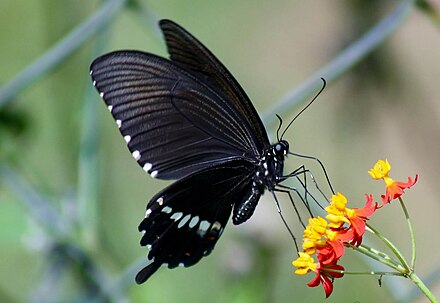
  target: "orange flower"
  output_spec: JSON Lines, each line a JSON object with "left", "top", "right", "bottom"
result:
{"left": 369, "top": 159, "right": 418, "bottom": 207}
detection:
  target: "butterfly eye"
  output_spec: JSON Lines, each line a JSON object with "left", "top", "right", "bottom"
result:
{"left": 274, "top": 140, "right": 289, "bottom": 156}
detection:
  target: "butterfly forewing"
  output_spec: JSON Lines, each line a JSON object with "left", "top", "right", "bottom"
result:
{"left": 136, "top": 159, "right": 256, "bottom": 284}
{"left": 91, "top": 51, "right": 262, "bottom": 179}
{"left": 160, "top": 20, "right": 270, "bottom": 152}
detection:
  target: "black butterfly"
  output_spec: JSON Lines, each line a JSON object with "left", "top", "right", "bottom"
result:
{"left": 90, "top": 19, "right": 294, "bottom": 284}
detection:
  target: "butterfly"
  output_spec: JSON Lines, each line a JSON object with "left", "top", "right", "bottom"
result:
{"left": 90, "top": 19, "right": 295, "bottom": 284}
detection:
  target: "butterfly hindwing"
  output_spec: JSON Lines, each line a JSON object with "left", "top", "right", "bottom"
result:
{"left": 90, "top": 51, "right": 264, "bottom": 179}
{"left": 135, "top": 159, "right": 257, "bottom": 284}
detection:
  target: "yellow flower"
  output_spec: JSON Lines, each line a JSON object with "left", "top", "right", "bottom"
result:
{"left": 325, "top": 193, "right": 350, "bottom": 228}
{"left": 302, "top": 217, "right": 328, "bottom": 254}
{"left": 368, "top": 159, "right": 391, "bottom": 180}
{"left": 304, "top": 217, "right": 328, "bottom": 238}
{"left": 292, "top": 252, "right": 317, "bottom": 275}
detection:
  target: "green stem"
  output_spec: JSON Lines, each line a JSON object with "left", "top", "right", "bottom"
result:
{"left": 348, "top": 244, "right": 404, "bottom": 273}
{"left": 325, "top": 268, "right": 403, "bottom": 277}
{"left": 356, "top": 242, "right": 402, "bottom": 268}
{"left": 262, "top": 0, "right": 416, "bottom": 126}
{"left": 366, "top": 223, "right": 411, "bottom": 271}
{"left": 398, "top": 197, "right": 417, "bottom": 269}
{"left": 0, "top": 0, "right": 127, "bottom": 108}
{"left": 408, "top": 272, "right": 440, "bottom": 303}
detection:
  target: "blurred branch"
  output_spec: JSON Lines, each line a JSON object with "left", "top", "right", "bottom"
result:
{"left": 0, "top": 164, "right": 69, "bottom": 236}
{"left": 416, "top": 0, "right": 440, "bottom": 27}
{"left": 77, "top": 82, "right": 101, "bottom": 248}
{"left": 0, "top": 163, "right": 126, "bottom": 302}
{"left": 77, "top": 23, "right": 113, "bottom": 248}
{"left": 93, "top": 258, "right": 146, "bottom": 303}
{"left": 262, "top": 0, "right": 416, "bottom": 126}
{"left": 0, "top": 0, "right": 127, "bottom": 108}
{"left": 129, "top": 0, "right": 162, "bottom": 37}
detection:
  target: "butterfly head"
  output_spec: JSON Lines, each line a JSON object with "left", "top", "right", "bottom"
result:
{"left": 273, "top": 140, "right": 289, "bottom": 157}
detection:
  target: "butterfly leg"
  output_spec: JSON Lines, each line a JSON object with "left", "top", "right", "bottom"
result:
{"left": 287, "top": 152, "right": 335, "bottom": 195}
{"left": 270, "top": 190, "right": 300, "bottom": 252}
{"left": 281, "top": 164, "right": 329, "bottom": 209}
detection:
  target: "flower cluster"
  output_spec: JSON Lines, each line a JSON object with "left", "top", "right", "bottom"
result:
{"left": 368, "top": 159, "right": 418, "bottom": 207}
{"left": 292, "top": 159, "right": 418, "bottom": 298}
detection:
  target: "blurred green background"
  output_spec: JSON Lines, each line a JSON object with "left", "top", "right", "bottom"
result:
{"left": 1, "top": 0, "right": 440, "bottom": 302}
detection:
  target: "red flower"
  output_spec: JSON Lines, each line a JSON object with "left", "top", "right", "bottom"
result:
{"left": 307, "top": 255, "right": 344, "bottom": 298}
{"left": 380, "top": 175, "right": 418, "bottom": 206}
{"left": 345, "top": 194, "right": 377, "bottom": 246}
{"left": 317, "top": 229, "right": 352, "bottom": 265}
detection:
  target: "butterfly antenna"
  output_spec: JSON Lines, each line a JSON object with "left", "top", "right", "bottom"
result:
{"left": 275, "top": 114, "right": 283, "bottom": 142}
{"left": 280, "top": 78, "right": 326, "bottom": 140}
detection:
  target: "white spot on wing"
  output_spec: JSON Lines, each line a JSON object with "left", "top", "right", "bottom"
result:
{"left": 143, "top": 163, "right": 152, "bottom": 173}
{"left": 189, "top": 216, "right": 199, "bottom": 228}
{"left": 178, "top": 214, "right": 191, "bottom": 229}
{"left": 92, "top": 80, "right": 96, "bottom": 86}
{"left": 151, "top": 170, "right": 158, "bottom": 178}
{"left": 132, "top": 150, "right": 141, "bottom": 161}
{"left": 145, "top": 208, "right": 152, "bottom": 218}
{"left": 107, "top": 105, "right": 113, "bottom": 112}
{"left": 116, "top": 120, "right": 122, "bottom": 128}
{"left": 161, "top": 206, "right": 172, "bottom": 214}
{"left": 90, "top": 70, "right": 93, "bottom": 75}
{"left": 124, "top": 135, "right": 131, "bottom": 143}
{"left": 156, "top": 197, "right": 163, "bottom": 205}
{"left": 197, "top": 220, "right": 211, "bottom": 237}
{"left": 170, "top": 212, "right": 183, "bottom": 221}
{"left": 99, "top": 92, "right": 104, "bottom": 98}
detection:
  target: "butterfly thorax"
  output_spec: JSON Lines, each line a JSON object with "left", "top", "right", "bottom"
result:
{"left": 255, "top": 140, "right": 289, "bottom": 190}
{"left": 232, "top": 140, "right": 289, "bottom": 225}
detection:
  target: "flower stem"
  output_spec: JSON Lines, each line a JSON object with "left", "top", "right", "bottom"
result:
{"left": 366, "top": 223, "right": 411, "bottom": 271}
{"left": 408, "top": 272, "right": 439, "bottom": 303}
{"left": 325, "top": 267, "right": 403, "bottom": 277}
{"left": 398, "top": 197, "right": 416, "bottom": 269}
{"left": 348, "top": 244, "right": 404, "bottom": 272}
